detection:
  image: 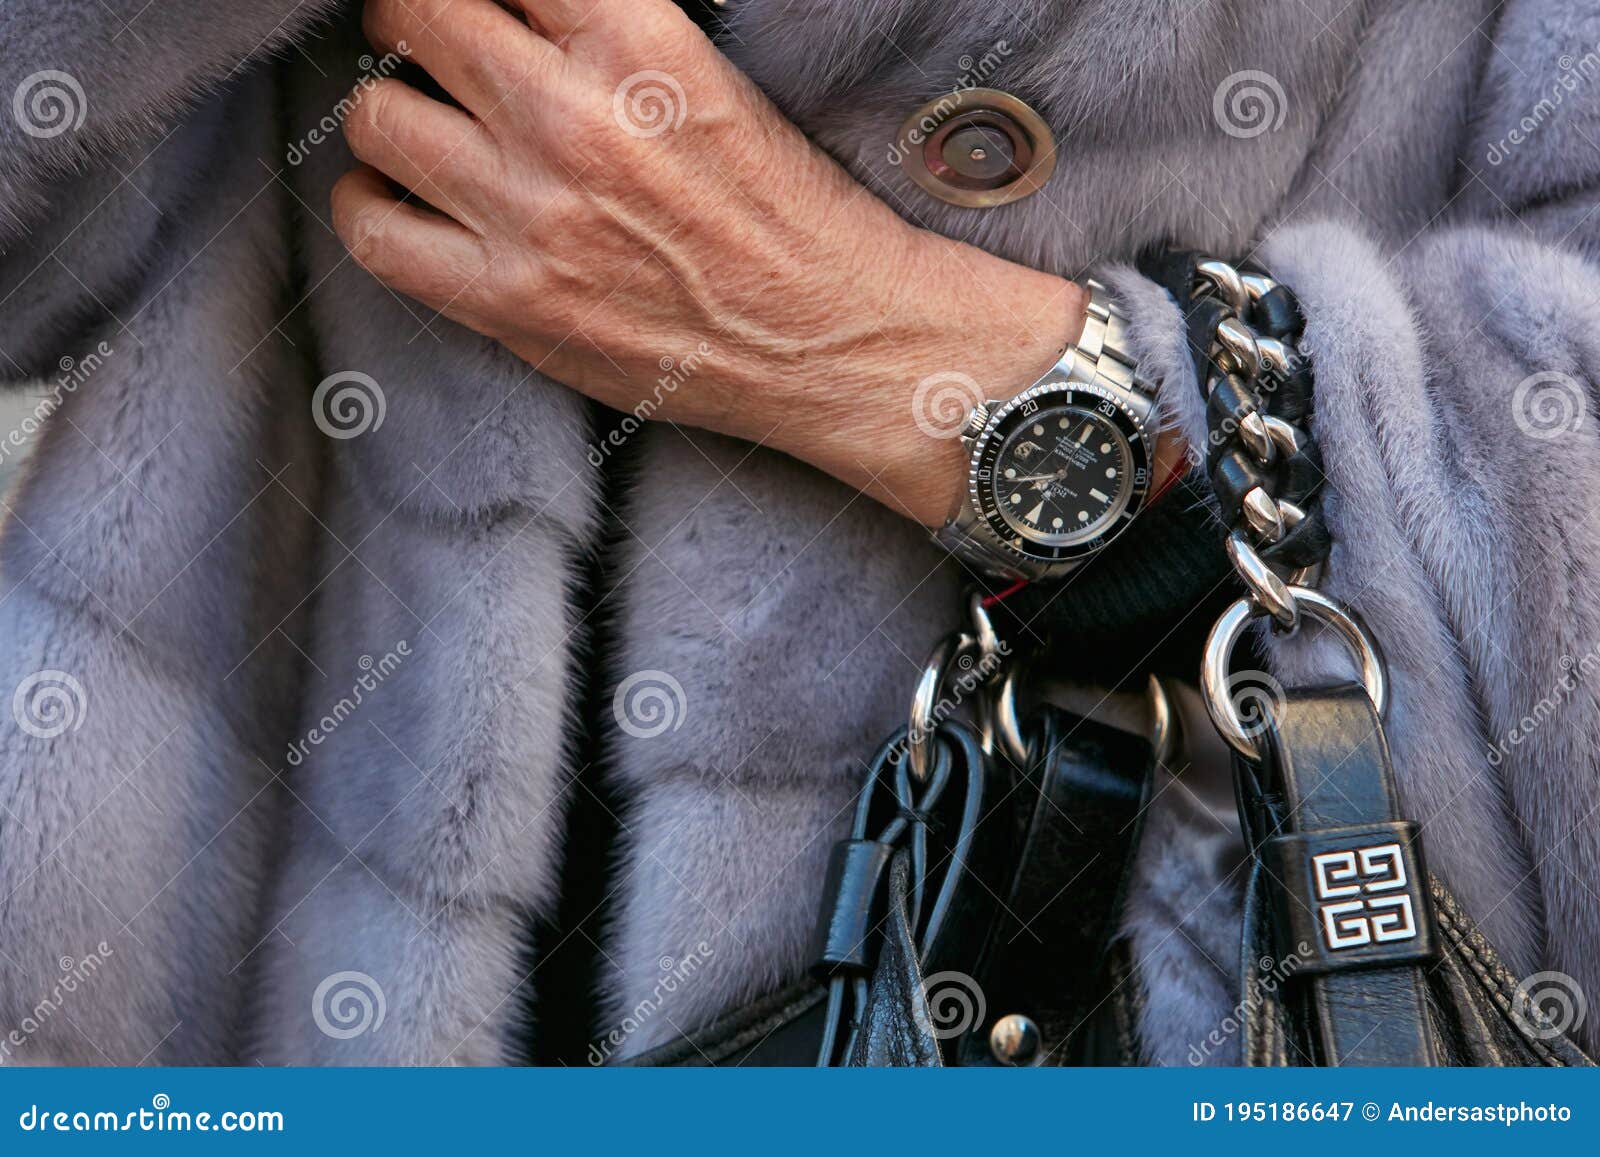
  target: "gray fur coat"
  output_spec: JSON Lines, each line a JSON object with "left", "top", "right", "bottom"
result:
{"left": 2, "top": 0, "right": 1599, "bottom": 1065}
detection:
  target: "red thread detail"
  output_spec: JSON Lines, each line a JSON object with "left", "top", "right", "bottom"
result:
{"left": 982, "top": 580, "right": 1028, "bottom": 607}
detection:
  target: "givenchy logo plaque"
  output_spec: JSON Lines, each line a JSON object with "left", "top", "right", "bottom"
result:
{"left": 1310, "top": 842, "right": 1417, "bottom": 951}
{"left": 1265, "top": 822, "right": 1433, "bottom": 972}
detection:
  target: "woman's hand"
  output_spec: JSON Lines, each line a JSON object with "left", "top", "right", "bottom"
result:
{"left": 333, "top": 0, "right": 1085, "bottom": 525}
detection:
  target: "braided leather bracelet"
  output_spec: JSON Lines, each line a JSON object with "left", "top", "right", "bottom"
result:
{"left": 1138, "top": 250, "right": 1332, "bottom": 628}
{"left": 1139, "top": 251, "right": 1389, "bottom": 764}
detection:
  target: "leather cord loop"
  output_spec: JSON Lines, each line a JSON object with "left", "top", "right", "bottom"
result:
{"left": 812, "top": 721, "right": 991, "bottom": 1065}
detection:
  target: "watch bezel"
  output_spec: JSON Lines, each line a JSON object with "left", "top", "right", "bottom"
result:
{"left": 968, "top": 381, "right": 1153, "bottom": 567}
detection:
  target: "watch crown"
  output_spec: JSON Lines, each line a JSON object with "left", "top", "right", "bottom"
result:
{"left": 962, "top": 402, "right": 993, "bottom": 440}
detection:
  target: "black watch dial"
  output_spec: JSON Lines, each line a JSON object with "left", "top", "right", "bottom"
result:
{"left": 974, "top": 389, "right": 1151, "bottom": 565}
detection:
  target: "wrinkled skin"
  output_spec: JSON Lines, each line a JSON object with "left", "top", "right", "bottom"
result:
{"left": 332, "top": 0, "right": 1091, "bottom": 525}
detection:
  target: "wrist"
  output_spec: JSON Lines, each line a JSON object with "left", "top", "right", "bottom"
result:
{"left": 800, "top": 233, "right": 1089, "bottom": 526}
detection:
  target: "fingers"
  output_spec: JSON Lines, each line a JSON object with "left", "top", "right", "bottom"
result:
{"left": 510, "top": 0, "right": 690, "bottom": 53}
{"left": 364, "top": 0, "right": 559, "bottom": 118}
{"left": 331, "top": 165, "right": 494, "bottom": 316}
{"left": 343, "top": 78, "right": 499, "bottom": 229}
{"left": 507, "top": 0, "right": 609, "bottom": 40}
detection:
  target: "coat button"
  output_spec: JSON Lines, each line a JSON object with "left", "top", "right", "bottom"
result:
{"left": 895, "top": 88, "right": 1057, "bottom": 208}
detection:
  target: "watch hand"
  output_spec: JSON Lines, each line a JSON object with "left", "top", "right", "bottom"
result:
{"left": 1012, "top": 469, "right": 1069, "bottom": 484}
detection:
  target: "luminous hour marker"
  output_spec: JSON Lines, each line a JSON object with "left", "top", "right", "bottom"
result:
{"left": 1105, "top": 467, "right": 1117, "bottom": 478}
{"left": 1058, "top": 417, "right": 1070, "bottom": 429}
{"left": 1077, "top": 510, "right": 1089, "bottom": 522}
{"left": 1076, "top": 422, "right": 1094, "bottom": 444}
{"left": 1010, "top": 493, "right": 1022, "bottom": 504}
{"left": 1100, "top": 442, "right": 1112, "bottom": 454}
{"left": 1004, "top": 468, "right": 1016, "bottom": 479}
{"left": 1032, "top": 424, "right": 1045, "bottom": 436}
{"left": 1051, "top": 517, "right": 1064, "bottom": 529}
{"left": 1090, "top": 488, "right": 1110, "bottom": 503}
{"left": 1023, "top": 502, "right": 1044, "bottom": 523}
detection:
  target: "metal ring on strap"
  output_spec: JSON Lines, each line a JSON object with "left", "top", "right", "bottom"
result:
{"left": 1147, "top": 674, "right": 1180, "bottom": 771}
{"left": 1201, "top": 586, "right": 1387, "bottom": 761}
{"left": 967, "top": 590, "right": 1000, "bottom": 668}
{"left": 908, "top": 632, "right": 970, "bottom": 782}
{"left": 994, "top": 663, "right": 1028, "bottom": 767}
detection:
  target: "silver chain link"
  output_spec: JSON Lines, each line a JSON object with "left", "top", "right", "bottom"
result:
{"left": 1190, "top": 259, "right": 1318, "bottom": 628}
{"left": 1191, "top": 258, "right": 1390, "bottom": 760}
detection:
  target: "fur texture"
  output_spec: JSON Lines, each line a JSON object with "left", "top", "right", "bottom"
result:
{"left": 0, "top": 72, "right": 320, "bottom": 1063}
{"left": 3, "top": 0, "right": 1600, "bottom": 1065}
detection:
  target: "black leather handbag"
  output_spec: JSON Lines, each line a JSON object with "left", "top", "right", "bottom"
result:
{"left": 630, "top": 247, "right": 1596, "bottom": 1068}
{"left": 627, "top": 665, "right": 1594, "bottom": 1068}
{"left": 626, "top": 687, "right": 1161, "bottom": 1067}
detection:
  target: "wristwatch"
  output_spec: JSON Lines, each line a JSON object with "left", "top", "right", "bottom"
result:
{"left": 936, "top": 279, "right": 1157, "bottom": 581}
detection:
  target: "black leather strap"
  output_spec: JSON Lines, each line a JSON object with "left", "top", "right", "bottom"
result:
{"left": 956, "top": 708, "right": 1154, "bottom": 1064}
{"left": 1253, "top": 687, "right": 1439, "bottom": 1065}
